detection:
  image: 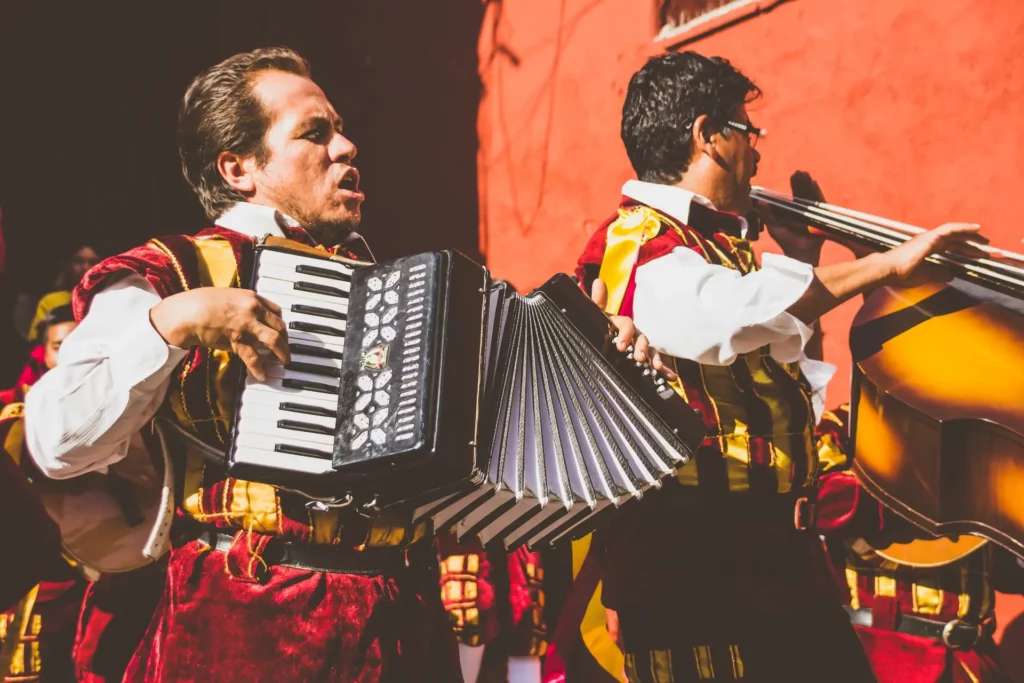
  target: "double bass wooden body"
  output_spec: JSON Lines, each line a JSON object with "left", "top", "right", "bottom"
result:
{"left": 849, "top": 281, "right": 1024, "bottom": 561}
{"left": 751, "top": 185, "right": 1024, "bottom": 565}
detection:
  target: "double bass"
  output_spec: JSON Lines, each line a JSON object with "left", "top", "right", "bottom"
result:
{"left": 752, "top": 187, "right": 1024, "bottom": 567}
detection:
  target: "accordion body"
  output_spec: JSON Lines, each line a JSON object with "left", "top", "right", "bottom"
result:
{"left": 226, "top": 239, "right": 704, "bottom": 549}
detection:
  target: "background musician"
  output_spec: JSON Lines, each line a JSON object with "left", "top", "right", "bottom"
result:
{"left": 21, "top": 46, "right": 662, "bottom": 682}
{"left": 0, "top": 307, "right": 161, "bottom": 683}
{"left": 0, "top": 308, "right": 84, "bottom": 683}
{"left": 0, "top": 304, "right": 77, "bottom": 409}
{"left": 566, "top": 51, "right": 989, "bottom": 682}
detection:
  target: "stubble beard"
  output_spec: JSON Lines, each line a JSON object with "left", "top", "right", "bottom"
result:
{"left": 270, "top": 190, "right": 361, "bottom": 247}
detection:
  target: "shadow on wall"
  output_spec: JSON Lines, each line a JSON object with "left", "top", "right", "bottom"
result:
{"left": 0, "top": 0, "right": 484, "bottom": 383}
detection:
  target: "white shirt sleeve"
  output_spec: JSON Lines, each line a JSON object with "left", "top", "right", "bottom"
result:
{"left": 632, "top": 248, "right": 817, "bottom": 366}
{"left": 25, "top": 275, "right": 187, "bottom": 479}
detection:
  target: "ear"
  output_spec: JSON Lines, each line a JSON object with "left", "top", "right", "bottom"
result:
{"left": 217, "top": 150, "right": 258, "bottom": 195}
{"left": 691, "top": 114, "right": 717, "bottom": 162}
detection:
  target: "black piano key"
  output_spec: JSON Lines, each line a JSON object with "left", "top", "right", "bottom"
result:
{"left": 274, "top": 443, "right": 334, "bottom": 460}
{"left": 295, "top": 264, "right": 351, "bottom": 282}
{"left": 294, "top": 281, "right": 346, "bottom": 298}
{"left": 277, "top": 419, "right": 335, "bottom": 436}
{"left": 279, "top": 402, "right": 337, "bottom": 419}
{"left": 291, "top": 303, "right": 347, "bottom": 321}
{"left": 289, "top": 343, "right": 344, "bottom": 360}
{"left": 290, "top": 320, "right": 345, "bottom": 338}
{"left": 285, "top": 361, "right": 341, "bottom": 378}
{"left": 282, "top": 378, "right": 337, "bottom": 394}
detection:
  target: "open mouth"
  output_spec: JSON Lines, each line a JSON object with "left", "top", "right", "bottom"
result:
{"left": 338, "top": 169, "right": 361, "bottom": 192}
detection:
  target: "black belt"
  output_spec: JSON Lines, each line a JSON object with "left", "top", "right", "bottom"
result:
{"left": 844, "top": 605, "right": 995, "bottom": 650}
{"left": 195, "top": 530, "right": 411, "bottom": 575}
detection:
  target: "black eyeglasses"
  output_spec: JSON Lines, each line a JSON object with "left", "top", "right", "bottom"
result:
{"left": 725, "top": 120, "right": 766, "bottom": 148}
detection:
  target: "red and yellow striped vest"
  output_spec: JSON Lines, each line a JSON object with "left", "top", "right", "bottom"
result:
{"left": 74, "top": 227, "right": 425, "bottom": 548}
{"left": 576, "top": 200, "right": 818, "bottom": 495}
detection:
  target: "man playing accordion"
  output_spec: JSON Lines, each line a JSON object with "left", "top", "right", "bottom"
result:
{"left": 23, "top": 46, "right": 661, "bottom": 682}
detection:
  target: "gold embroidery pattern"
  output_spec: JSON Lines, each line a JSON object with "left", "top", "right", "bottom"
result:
{"left": 523, "top": 560, "right": 547, "bottom": 656}
{"left": 693, "top": 645, "right": 715, "bottom": 680}
{"left": 441, "top": 554, "right": 482, "bottom": 645}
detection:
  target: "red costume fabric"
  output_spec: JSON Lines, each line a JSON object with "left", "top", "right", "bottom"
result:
{"left": 75, "top": 226, "right": 461, "bottom": 683}
{"left": 819, "top": 469, "right": 1021, "bottom": 683}
{"left": 0, "top": 346, "right": 46, "bottom": 408}
{"left": 438, "top": 533, "right": 547, "bottom": 680}
{"left": 73, "top": 562, "right": 166, "bottom": 683}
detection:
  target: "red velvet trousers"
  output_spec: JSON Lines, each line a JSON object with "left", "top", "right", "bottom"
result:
{"left": 74, "top": 562, "right": 165, "bottom": 682}
{"left": 124, "top": 540, "right": 462, "bottom": 683}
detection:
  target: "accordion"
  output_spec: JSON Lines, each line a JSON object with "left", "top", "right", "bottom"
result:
{"left": 227, "top": 238, "right": 704, "bottom": 549}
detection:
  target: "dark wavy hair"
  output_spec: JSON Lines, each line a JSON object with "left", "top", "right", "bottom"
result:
{"left": 621, "top": 51, "right": 761, "bottom": 184}
{"left": 179, "top": 47, "right": 311, "bottom": 221}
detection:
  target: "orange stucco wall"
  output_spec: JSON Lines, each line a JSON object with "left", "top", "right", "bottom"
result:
{"left": 476, "top": 0, "right": 1024, "bottom": 661}
{"left": 477, "top": 0, "right": 1023, "bottom": 408}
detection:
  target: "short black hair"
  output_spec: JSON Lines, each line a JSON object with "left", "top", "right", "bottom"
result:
{"left": 621, "top": 51, "right": 760, "bottom": 184}
{"left": 36, "top": 304, "right": 75, "bottom": 342}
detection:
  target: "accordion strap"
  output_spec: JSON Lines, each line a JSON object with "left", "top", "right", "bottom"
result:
{"left": 260, "top": 235, "right": 372, "bottom": 268}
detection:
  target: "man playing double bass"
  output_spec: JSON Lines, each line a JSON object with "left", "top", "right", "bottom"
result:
{"left": 568, "top": 51, "right": 989, "bottom": 682}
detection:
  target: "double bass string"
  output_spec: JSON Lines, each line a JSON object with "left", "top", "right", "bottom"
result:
{"left": 750, "top": 187, "right": 1024, "bottom": 297}
{"left": 755, "top": 189, "right": 1024, "bottom": 286}
{"left": 782, "top": 194, "right": 1024, "bottom": 265}
{"left": 751, "top": 187, "right": 1024, "bottom": 278}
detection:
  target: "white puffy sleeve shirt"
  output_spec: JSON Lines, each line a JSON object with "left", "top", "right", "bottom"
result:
{"left": 25, "top": 202, "right": 291, "bottom": 479}
{"left": 621, "top": 180, "right": 836, "bottom": 421}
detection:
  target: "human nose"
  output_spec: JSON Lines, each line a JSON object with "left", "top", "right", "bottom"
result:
{"left": 330, "top": 131, "right": 357, "bottom": 164}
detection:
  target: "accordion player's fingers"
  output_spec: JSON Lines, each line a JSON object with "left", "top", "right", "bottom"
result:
{"left": 235, "top": 341, "right": 269, "bottom": 382}
{"left": 250, "top": 310, "right": 291, "bottom": 367}
{"left": 255, "top": 293, "right": 283, "bottom": 317}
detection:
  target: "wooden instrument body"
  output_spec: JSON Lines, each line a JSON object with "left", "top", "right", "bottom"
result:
{"left": 850, "top": 282, "right": 1024, "bottom": 561}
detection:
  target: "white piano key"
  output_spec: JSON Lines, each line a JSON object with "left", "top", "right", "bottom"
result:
{"left": 259, "top": 352, "right": 343, "bottom": 372}
{"left": 244, "top": 376, "right": 338, "bottom": 401}
{"left": 236, "top": 415, "right": 335, "bottom": 447}
{"left": 232, "top": 443, "right": 335, "bottom": 474}
{"left": 257, "top": 261, "right": 352, "bottom": 290}
{"left": 279, "top": 308, "right": 348, "bottom": 334}
{"left": 238, "top": 402, "right": 337, "bottom": 430}
{"left": 250, "top": 367, "right": 339, "bottom": 391}
{"left": 238, "top": 388, "right": 338, "bottom": 413}
{"left": 255, "top": 278, "right": 349, "bottom": 308}
{"left": 257, "top": 250, "right": 355, "bottom": 278}
{"left": 283, "top": 326, "right": 347, "bottom": 347}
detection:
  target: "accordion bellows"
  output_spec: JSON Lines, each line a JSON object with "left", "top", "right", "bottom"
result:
{"left": 227, "top": 241, "right": 705, "bottom": 550}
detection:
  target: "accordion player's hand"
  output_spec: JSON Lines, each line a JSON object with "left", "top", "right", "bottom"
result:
{"left": 150, "top": 287, "right": 291, "bottom": 381}
{"left": 590, "top": 278, "right": 678, "bottom": 382}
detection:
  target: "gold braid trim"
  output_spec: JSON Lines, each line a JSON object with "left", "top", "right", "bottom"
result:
{"left": 0, "top": 584, "right": 38, "bottom": 677}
